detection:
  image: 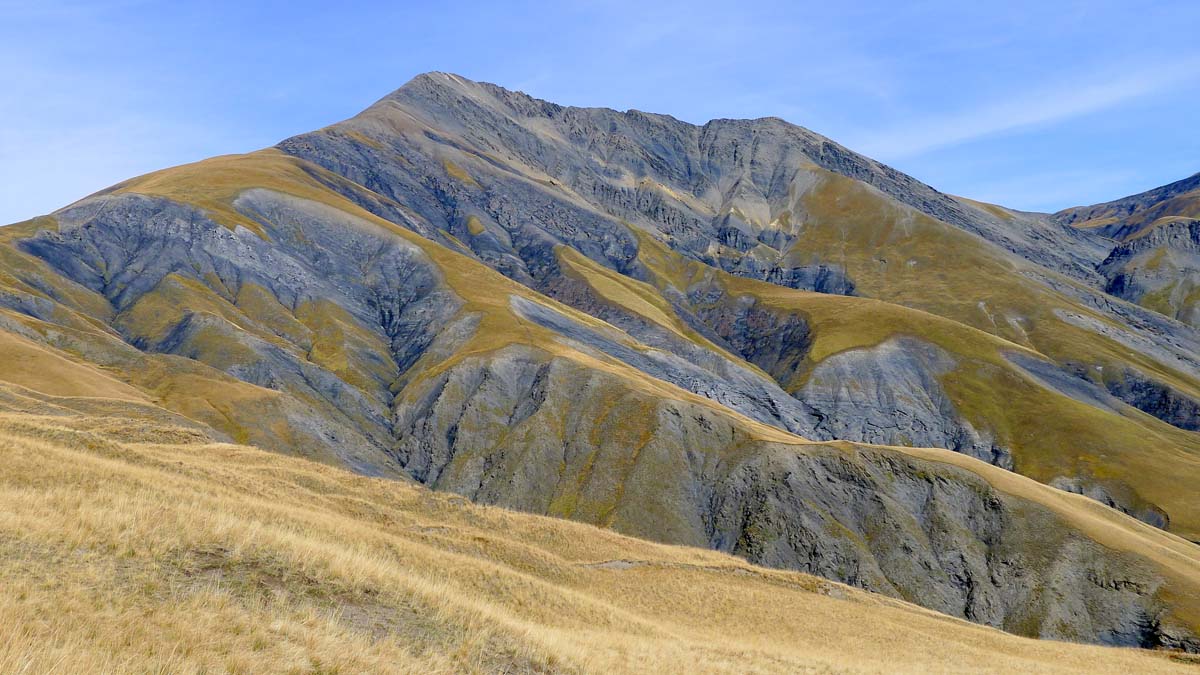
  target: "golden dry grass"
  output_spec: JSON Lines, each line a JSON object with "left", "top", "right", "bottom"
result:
{"left": 0, "top": 385, "right": 1196, "bottom": 675}
{"left": 0, "top": 331, "right": 148, "bottom": 402}
{"left": 442, "top": 159, "right": 481, "bottom": 188}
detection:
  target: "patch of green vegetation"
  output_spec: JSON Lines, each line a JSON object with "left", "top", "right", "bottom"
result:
{"left": 340, "top": 128, "right": 386, "bottom": 151}
{"left": 1139, "top": 282, "right": 1179, "bottom": 317}
{"left": 442, "top": 159, "right": 480, "bottom": 188}
{"left": 465, "top": 215, "right": 486, "bottom": 235}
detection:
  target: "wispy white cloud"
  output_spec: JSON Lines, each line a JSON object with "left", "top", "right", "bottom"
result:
{"left": 850, "top": 55, "right": 1200, "bottom": 160}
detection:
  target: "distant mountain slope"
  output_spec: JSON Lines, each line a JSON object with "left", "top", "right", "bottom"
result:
{"left": 1054, "top": 172, "right": 1200, "bottom": 236}
{"left": 1055, "top": 174, "right": 1200, "bottom": 328}
{"left": 2, "top": 72, "right": 1199, "bottom": 651}
{"left": 3, "top": 389, "right": 1196, "bottom": 673}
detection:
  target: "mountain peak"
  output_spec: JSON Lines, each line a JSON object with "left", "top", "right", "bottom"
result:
{"left": 382, "top": 70, "right": 487, "bottom": 103}
{"left": 401, "top": 70, "right": 478, "bottom": 91}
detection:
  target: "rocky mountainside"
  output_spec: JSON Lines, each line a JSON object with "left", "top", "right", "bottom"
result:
{"left": 1055, "top": 174, "right": 1200, "bottom": 328}
{"left": 2, "top": 72, "right": 1199, "bottom": 651}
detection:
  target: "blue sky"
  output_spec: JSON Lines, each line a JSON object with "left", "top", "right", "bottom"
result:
{"left": 3, "top": 1, "right": 1199, "bottom": 224}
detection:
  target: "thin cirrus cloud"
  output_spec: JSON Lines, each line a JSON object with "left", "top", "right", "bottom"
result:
{"left": 852, "top": 56, "right": 1200, "bottom": 162}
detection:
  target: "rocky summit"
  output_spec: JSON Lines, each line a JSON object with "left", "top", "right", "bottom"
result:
{"left": 2, "top": 72, "right": 1200, "bottom": 655}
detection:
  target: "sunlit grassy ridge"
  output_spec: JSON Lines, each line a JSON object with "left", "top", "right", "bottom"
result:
{"left": 2, "top": 384, "right": 1198, "bottom": 675}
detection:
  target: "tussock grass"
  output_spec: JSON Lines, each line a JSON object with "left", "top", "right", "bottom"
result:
{"left": 0, "top": 394, "right": 1193, "bottom": 674}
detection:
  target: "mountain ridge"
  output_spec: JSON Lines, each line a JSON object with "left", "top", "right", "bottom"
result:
{"left": 2, "top": 71, "right": 1200, "bottom": 652}
{"left": 1054, "top": 171, "right": 1200, "bottom": 233}
{"left": 368, "top": 71, "right": 1113, "bottom": 283}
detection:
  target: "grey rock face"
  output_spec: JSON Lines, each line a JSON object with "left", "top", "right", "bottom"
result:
{"left": 509, "top": 294, "right": 825, "bottom": 438}
{"left": 1101, "top": 218, "right": 1200, "bottom": 268}
{"left": 411, "top": 74, "right": 1110, "bottom": 280}
{"left": 1056, "top": 307, "right": 1200, "bottom": 427}
{"left": 709, "top": 446, "right": 1187, "bottom": 649}
{"left": 687, "top": 293, "right": 813, "bottom": 383}
{"left": 1091, "top": 365, "right": 1200, "bottom": 433}
{"left": 279, "top": 73, "right": 1109, "bottom": 296}
{"left": 1049, "top": 477, "right": 1171, "bottom": 530}
{"left": 796, "top": 338, "right": 1013, "bottom": 468}
{"left": 389, "top": 343, "right": 1195, "bottom": 651}
{"left": 1100, "top": 219, "right": 1200, "bottom": 328}
{"left": 1004, "top": 352, "right": 1127, "bottom": 415}
{"left": 690, "top": 294, "right": 1013, "bottom": 467}
{"left": 1054, "top": 173, "right": 1200, "bottom": 329}
{"left": 1041, "top": 276, "right": 1200, "bottom": 369}
{"left": 765, "top": 263, "right": 856, "bottom": 294}
{"left": 17, "top": 190, "right": 465, "bottom": 473}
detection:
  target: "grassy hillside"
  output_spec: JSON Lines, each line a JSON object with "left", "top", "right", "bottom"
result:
{"left": 2, "top": 385, "right": 1197, "bottom": 674}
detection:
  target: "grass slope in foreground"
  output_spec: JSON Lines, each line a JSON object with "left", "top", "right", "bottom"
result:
{"left": 1, "top": 384, "right": 1198, "bottom": 674}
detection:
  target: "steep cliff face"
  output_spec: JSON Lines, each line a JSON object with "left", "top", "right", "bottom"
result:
{"left": 2, "top": 72, "right": 1199, "bottom": 650}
